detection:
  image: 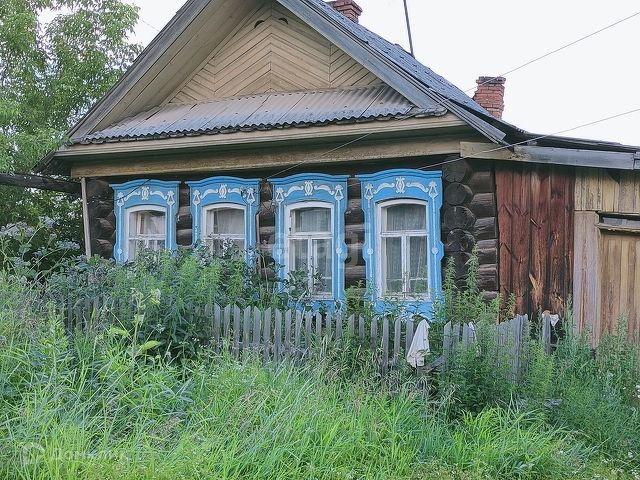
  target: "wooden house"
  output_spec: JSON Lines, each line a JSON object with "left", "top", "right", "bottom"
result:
{"left": 37, "top": 0, "right": 640, "bottom": 343}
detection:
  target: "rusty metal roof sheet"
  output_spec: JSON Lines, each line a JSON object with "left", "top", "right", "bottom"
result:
{"left": 80, "top": 85, "right": 445, "bottom": 144}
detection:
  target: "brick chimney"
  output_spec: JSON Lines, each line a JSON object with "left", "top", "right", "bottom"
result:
{"left": 328, "top": 0, "right": 363, "bottom": 23}
{"left": 472, "top": 76, "right": 506, "bottom": 119}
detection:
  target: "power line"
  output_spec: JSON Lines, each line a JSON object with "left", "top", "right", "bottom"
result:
{"left": 139, "top": 17, "right": 161, "bottom": 33}
{"left": 466, "top": 10, "right": 640, "bottom": 93}
{"left": 403, "top": 106, "right": 640, "bottom": 177}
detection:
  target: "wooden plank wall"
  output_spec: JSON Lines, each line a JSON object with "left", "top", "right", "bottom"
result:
{"left": 575, "top": 169, "right": 640, "bottom": 214}
{"left": 169, "top": 1, "right": 381, "bottom": 103}
{"left": 573, "top": 168, "right": 640, "bottom": 344}
{"left": 495, "top": 164, "right": 574, "bottom": 316}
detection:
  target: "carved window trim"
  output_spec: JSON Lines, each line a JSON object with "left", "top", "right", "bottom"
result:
{"left": 270, "top": 173, "right": 349, "bottom": 308}
{"left": 187, "top": 177, "right": 260, "bottom": 262}
{"left": 356, "top": 169, "right": 444, "bottom": 316}
{"left": 111, "top": 179, "right": 180, "bottom": 263}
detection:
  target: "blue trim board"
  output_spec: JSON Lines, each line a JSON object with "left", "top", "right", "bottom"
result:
{"left": 356, "top": 169, "right": 444, "bottom": 316}
{"left": 110, "top": 179, "right": 180, "bottom": 263}
{"left": 187, "top": 176, "right": 260, "bottom": 262}
{"left": 270, "top": 173, "right": 349, "bottom": 309}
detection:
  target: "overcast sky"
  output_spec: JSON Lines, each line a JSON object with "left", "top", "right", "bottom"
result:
{"left": 131, "top": 0, "right": 640, "bottom": 146}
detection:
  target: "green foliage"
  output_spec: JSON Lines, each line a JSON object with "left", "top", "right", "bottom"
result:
{"left": 0, "top": 0, "right": 141, "bottom": 261}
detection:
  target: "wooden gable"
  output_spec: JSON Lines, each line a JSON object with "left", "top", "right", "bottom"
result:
{"left": 167, "top": 0, "right": 382, "bottom": 103}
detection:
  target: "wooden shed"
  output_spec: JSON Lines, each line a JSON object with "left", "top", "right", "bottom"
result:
{"left": 36, "top": 0, "right": 640, "bottom": 344}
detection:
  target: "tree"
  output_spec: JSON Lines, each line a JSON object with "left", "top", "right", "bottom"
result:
{"left": 0, "top": 0, "right": 140, "bottom": 259}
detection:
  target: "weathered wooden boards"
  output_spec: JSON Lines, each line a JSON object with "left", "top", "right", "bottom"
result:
{"left": 575, "top": 169, "right": 640, "bottom": 214}
{"left": 495, "top": 164, "right": 574, "bottom": 315}
{"left": 573, "top": 168, "right": 640, "bottom": 345}
{"left": 170, "top": 2, "right": 381, "bottom": 103}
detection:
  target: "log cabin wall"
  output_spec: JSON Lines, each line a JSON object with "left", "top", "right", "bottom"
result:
{"left": 86, "top": 179, "right": 115, "bottom": 258}
{"left": 441, "top": 159, "right": 499, "bottom": 298}
{"left": 573, "top": 168, "right": 640, "bottom": 345}
{"left": 495, "top": 163, "right": 575, "bottom": 317}
{"left": 85, "top": 155, "right": 501, "bottom": 301}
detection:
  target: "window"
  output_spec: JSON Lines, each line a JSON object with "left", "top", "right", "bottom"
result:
{"left": 270, "top": 174, "right": 348, "bottom": 307}
{"left": 378, "top": 200, "right": 429, "bottom": 299}
{"left": 187, "top": 177, "right": 259, "bottom": 261}
{"left": 203, "top": 205, "right": 246, "bottom": 255}
{"left": 356, "top": 170, "right": 443, "bottom": 315}
{"left": 126, "top": 207, "right": 166, "bottom": 261}
{"left": 286, "top": 203, "right": 333, "bottom": 297}
{"left": 111, "top": 180, "right": 180, "bottom": 263}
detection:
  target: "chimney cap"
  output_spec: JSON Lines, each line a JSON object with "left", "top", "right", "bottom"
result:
{"left": 476, "top": 76, "right": 506, "bottom": 85}
{"left": 328, "top": 0, "right": 363, "bottom": 23}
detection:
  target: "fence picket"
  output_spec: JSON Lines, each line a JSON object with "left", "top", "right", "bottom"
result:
{"left": 263, "top": 308, "right": 272, "bottom": 363}
{"left": 325, "top": 312, "right": 332, "bottom": 340}
{"left": 233, "top": 306, "right": 241, "bottom": 358}
{"left": 405, "top": 319, "right": 414, "bottom": 354}
{"left": 223, "top": 305, "right": 231, "bottom": 346}
{"left": 335, "top": 312, "right": 343, "bottom": 343}
{"left": 315, "top": 312, "right": 322, "bottom": 342}
{"left": 542, "top": 312, "right": 551, "bottom": 355}
{"left": 213, "top": 304, "right": 221, "bottom": 350}
{"left": 243, "top": 306, "right": 251, "bottom": 353}
{"left": 252, "top": 307, "right": 262, "bottom": 349}
{"left": 358, "top": 315, "right": 365, "bottom": 340}
{"left": 370, "top": 317, "right": 378, "bottom": 351}
{"left": 295, "top": 311, "right": 303, "bottom": 361}
{"left": 382, "top": 317, "right": 389, "bottom": 375}
{"left": 284, "top": 310, "right": 292, "bottom": 359}
{"left": 348, "top": 314, "right": 355, "bottom": 338}
{"left": 274, "top": 310, "right": 282, "bottom": 364}
{"left": 304, "top": 311, "right": 312, "bottom": 355}
{"left": 393, "top": 317, "right": 401, "bottom": 367}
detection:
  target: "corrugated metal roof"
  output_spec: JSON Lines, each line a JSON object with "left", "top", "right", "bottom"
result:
{"left": 81, "top": 85, "right": 445, "bottom": 144}
{"left": 308, "top": 0, "right": 491, "bottom": 118}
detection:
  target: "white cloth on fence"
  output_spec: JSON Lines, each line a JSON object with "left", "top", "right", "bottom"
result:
{"left": 406, "top": 319, "right": 430, "bottom": 368}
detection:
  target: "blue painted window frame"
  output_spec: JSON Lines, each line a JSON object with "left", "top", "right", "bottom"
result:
{"left": 111, "top": 179, "right": 180, "bottom": 263}
{"left": 356, "top": 169, "right": 444, "bottom": 316}
{"left": 270, "top": 173, "right": 349, "bottom": 309}
{"left": 187, "top": 177, "right": 260, "bottom": 262}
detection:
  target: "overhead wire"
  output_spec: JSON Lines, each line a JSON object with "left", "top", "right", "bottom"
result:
{"left": 466, "top": 10, "right": 640, "bottom": 92}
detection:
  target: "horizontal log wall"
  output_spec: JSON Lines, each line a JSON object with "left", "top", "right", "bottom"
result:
{"left": 441, "top": 159, "right": 499, "bottom": 297}
{"left": 86, "top": 158, "right": 500, "bottom": 297}
{"left": 495, "top": 164, "right": 575, "bottom": 316}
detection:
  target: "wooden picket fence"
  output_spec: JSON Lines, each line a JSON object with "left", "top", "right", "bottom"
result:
{"left": 60, "top": 298, "right": 559, "bottom": 377}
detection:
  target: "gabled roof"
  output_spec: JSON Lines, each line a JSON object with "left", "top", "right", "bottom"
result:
{"left": 81, "top": 85, "right": 444, "bottom": 144}
{"left": 37, "top": 0, "right": 512, "bottom": 173}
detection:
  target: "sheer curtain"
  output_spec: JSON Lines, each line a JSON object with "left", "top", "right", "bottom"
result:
{"left": 292, "top": 207, "right": 331, "bottom": 233}
{"left": 380, "top": 202, "right": 428, "bottom": 297}
{"left": 128, "top": 210, "right": 166, "bottom": 261}
{"left": 204, "top": 207, "right": 245, "bottom": 254}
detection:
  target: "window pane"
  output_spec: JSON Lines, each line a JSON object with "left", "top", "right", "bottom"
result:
{"left": 289, "top": 239, "right": 308, "bottom": 272}
{"left": 205, "top": 208, "right": 244, "bottom": 236}
{"left": 291, "top": 207, "right": 331, "bottom": 233}
{"left": 312, "top": 238, "right": 332, "bottom": 294}
{"left": 208, "top": 238, "right": 244, "bottom": 256}
{"left": 382, "top": 236, "right": 403, "bottom": 294}
{"left": 409, "top": 236, "right": 428, "bottom": 295}
{"left": 131, "top": 210, "right": 165, "bottom": 235}
{"left": 128, "top": 239, "right": 143, "bottom": 261}
{"left": 383, "top": 203, "right": 426, "bottom": 232}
